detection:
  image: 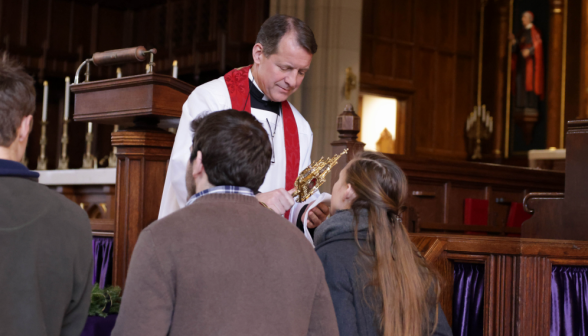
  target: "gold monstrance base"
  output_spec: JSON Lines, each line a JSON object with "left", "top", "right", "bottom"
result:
{"left": 292, "top": 149, "right": 348, "bottom": 202}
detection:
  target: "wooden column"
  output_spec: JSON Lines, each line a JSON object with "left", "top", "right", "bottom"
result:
{"left": 547, "top": 0, "right": 565, "bottom": 148}
{"left": 581, "top": 0, "right": 588, "bottom": 119}
{"left": 492, "top": 0, "right": 511, "bottom": 160}
{"left": 111, "top": 130, "right": 174, "bottom": 287}
{"left": 330, "top": 103, "right": 365, "bottom": 189}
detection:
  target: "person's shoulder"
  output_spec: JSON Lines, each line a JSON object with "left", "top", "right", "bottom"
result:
{"left": 183, "top": 76, "right": 231, "bottom": 111}
{"left": 146, "top": 199, "right": 230, "bottom": 235}
{"left": 315, "top": 236, "right": 359, "bottom": 260}
{"left": 191, "top": 76, "right": 229, "bottom": 99}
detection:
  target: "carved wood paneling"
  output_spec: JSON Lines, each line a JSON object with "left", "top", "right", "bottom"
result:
{"left": 413, "top": 233, "right": 588, "bottom": 335}
{"left": 112, "top": 130, "right": 174, "bottom": 288}
{"left": 387, "top": 154, "right": 565, "bottom": 235}
{"left": 361, "top": 0, "right": 479, "bottom": 159}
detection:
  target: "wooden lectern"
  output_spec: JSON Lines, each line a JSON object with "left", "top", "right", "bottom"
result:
{"left": 71, "top": 74, "right": 194, "bottom": 287}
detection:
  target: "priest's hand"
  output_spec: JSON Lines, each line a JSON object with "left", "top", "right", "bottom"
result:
{"left": 255, "top": 188, "right": 295, "bottom": 216}
{"left": 305, "top": 202, "right": 330, "bottom": 229}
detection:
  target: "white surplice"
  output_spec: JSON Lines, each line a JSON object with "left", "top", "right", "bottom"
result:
{"left": 159, "top": 70, "right": 318, "bottom": 225}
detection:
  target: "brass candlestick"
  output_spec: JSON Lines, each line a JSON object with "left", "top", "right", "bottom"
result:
{"left": 57, "top": 120, "right": 69, "bottom": 169}
{"left": 82, "top": 124, "right": 97, "bottom": 169}
{"left": 466, "top": 105, "right": 493, "bottom": 160}
{"left": 105, "top": 125, "right": 118, "bottom": 168}
{"left": 37, "top": 121, "right": 48, "bottom": 170}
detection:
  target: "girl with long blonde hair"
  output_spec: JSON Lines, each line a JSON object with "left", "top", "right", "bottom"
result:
{"left": 314, "top": 152, "right": 452, "bottom": 336}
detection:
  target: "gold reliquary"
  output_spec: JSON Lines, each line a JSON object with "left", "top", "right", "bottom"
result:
{"left": 292, "top": 149, "right": 348, "bottom": 202}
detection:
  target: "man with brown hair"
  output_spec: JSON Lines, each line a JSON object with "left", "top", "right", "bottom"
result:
{"left": 113, "top": 110, "right": 338, "bottom": 336}
{"left": 0, "top": 53, "right": 93, "bottom": 336}
{"left": 159, "top": 14, "right": 330, "bottom": 235}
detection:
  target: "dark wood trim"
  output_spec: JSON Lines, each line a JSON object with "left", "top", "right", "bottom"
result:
{"left": 70, "top": 73, "right": 195, "bottom": 95}
{"left": 419, "top": 222, "right": 521, "bottom": 235}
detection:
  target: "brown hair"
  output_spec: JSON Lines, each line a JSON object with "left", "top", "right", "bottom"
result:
{"left": 256, "top": 14, "right": 317, "bottom": 56}
{"left": 345, "top": 151, "right": 439, "bottom": 336}
{"left": 189, "top": 110, "right": 272, "bottom": 191}
{"left": 0, "top": 52, "right": 36, "bottom": 147}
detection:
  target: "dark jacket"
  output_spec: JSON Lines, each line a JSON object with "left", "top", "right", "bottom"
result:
{"left": 0, "top": 159, "right": 93, "bottom": 336}
{"left": 112, "top": 193, "right": 339, "bottom": 336}
{"left": 314, "top": 209, "right": 453, "bottom": 336}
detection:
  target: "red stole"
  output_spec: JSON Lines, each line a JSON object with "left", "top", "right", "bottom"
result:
{"left": 224, "top": 65, "right": 300, "bottom": 217}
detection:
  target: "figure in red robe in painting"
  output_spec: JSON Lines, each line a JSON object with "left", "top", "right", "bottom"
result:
{"left": 510, "top": 11, "right": 544, "bottom": 118}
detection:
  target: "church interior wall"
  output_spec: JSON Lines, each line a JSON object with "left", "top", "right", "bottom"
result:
{"left": 1, "top": 0, "right": 269, "bottom": 170}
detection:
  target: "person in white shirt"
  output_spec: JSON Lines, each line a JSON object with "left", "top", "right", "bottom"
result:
{"left": 159, "top": 14, "right": 329, "bottom": 231}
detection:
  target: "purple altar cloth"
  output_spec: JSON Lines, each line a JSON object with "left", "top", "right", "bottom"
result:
{"left": 452, "top": 262, "right": 484, "bottom": 336}
{"left": 92, "top": 237, "right": 113, "bottom": 288}
{"left": 81, "top": 314, "right": 118, "bottom": 336}
{"left": 551, "top": 266, "right": 588, "bottom": 336}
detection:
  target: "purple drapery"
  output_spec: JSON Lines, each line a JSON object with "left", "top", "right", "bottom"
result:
{"left": 551, "top": 266, "right": 588, "bottom": 335}
{"left": 81, "top": 315, "right": 118, "bottom": 336}
{"left": 92, "top": 237, "right": 113, "bottom": 289}
{"left": 452, "top": 262, "right": 485, "bottom": 336}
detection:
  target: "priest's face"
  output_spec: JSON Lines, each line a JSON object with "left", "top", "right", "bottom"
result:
{"left": 253, "top": 31, "right": 313, "bottom": 102}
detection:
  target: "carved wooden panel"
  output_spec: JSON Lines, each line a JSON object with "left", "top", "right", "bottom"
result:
{"left": 387, "top": 154, "right": 565, "bottom": 236}
{"left": 412, "top": 233, "right": 588, "bottom": 335}
{"left": 112, "top": 130, "right": 174, "bottom": 288}
{"left": 361, "top": 0, "right": 479, "bottom": 159}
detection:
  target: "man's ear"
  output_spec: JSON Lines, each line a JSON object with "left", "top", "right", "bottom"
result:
{"left": 252, "top": 43, "right": 264, "bottom": 65}
{"left": 18, "top": 115, "right": 33, "bottom": 142}
{"left": 192, "top": 151, "right": 203, "bottom": 178}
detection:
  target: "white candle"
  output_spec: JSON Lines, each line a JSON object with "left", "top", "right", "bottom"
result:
{"left": 172, "top": 60, "right": 178, "bottom": 78}
{"left": 489, "top": 117, "right": 493, "bottom": 133}
{"left": 42, "top": 81, "right": 48, "bottom": 122}
{"left": 64, "top": 77, "right": 70, "bottom": 120}
{"left": 117, "top": 67, "right": 122, "bottom": 78}
{"left": 88, "top": 122, "right": 93, "bottom": 134}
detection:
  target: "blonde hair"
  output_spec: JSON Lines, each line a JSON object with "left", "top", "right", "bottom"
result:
{"left": 345, "top": 151, "right": 439, "bottom": 336}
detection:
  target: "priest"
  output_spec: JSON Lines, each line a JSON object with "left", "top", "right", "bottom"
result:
{"left": 159, "top": 14, "right": 329, "bottom": 230}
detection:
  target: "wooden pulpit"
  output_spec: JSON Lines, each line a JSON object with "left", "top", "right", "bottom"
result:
{"left": 71, "top": 74, "right": 194, "bottom": 287}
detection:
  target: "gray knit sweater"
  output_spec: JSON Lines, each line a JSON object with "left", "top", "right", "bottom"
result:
{"left": 0, "top": 162, "right": 93, "bottom": 336}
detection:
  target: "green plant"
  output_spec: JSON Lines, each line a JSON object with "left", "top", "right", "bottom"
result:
{"left": 88, "top": 284, "right": 122, "bottom": 317}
